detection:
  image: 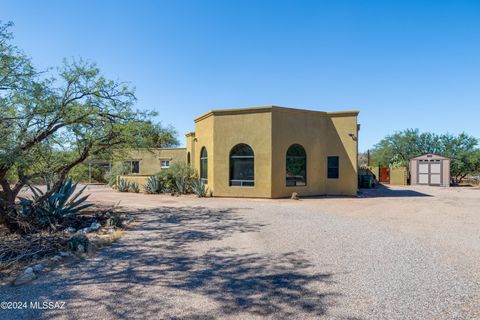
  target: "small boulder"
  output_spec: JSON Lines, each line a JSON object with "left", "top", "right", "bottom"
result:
{"left": 13, "top": 271, "right": 37, "bottom": 286}
{"left": 76, "top": 244, "right": 85, "bottom": 253}
{"left": 59, "top": 251, "right": 71, "bottom": 257}
{"left": 50, "top": 255, "right": 62, "bottom": 262}
{"left": 65, "top": 227, "right": 76, "bottom": 234}
{"left": 76, "top": 228, "right": 89, "bottom": 234}
{"left": 24, "top": 267, "right": 34, "bottom": 274}
{"left": 32, "top": 264, "right": 45, "bottom": 272}
{"left": 291, "top": 192, "right": 300, "bottom": 200}
{"left": 90, "top": 222, "right": 101, "bottom": 231}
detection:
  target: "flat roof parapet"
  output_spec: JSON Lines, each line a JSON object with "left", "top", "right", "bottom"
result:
{"left": 194, "top": 105, "right": 359, "bottom": 123}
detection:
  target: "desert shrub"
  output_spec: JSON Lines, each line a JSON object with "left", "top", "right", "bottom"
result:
{"left": 104, "top": 162, "right": 129, "bottom": 187}
{"left": 69, "top": 164, "right": 107, "bottom": 183}
{"left": 117, "top": 178, "right": 130, "bottom": 192}
{"left": 67, "top": 235, "right": 90, "bottom": 252}
{"left": 130, "top": 182, "right": 140, "bottom": 193}
{"left": 192, "top": 179, "right": 207, "bottom": 197}
{"left": 18, "top": 179, "right": 93, "bottom": 231}
{"left": 144, "top": 176, "right": 162, "bottom": 194}
{"left": 68, "top": 164, "right": 89, "bottom": 182}
{"left": 106, "top": 215, "right": 124, "bottom": 228}
{"left": 157, "top": 162, "right": 196, "bottom": 193}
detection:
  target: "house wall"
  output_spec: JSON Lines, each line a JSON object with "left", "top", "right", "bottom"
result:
{"left": 211, "top": 110, "right": 273, "bottom": 198}
{"left": 191, "top": 106, "right": 358, "bottom": 198}
{"left": 118, "top": 148, "right": 187, "bottom": 175}
{"left": 324, "top": 113, "right": 359, "bottom": 195}
{"left": 270, "top": 108, "right": 327, "bottom": 198}
{"left": 191, "top": 115, "right": 215, "bottom": 194}
{"left": 185, "top": 132, "right": 195, "bottom": 168}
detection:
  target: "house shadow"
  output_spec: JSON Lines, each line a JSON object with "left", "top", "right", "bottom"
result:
{"left": 359, "top": 184, "right": 432, "bottom": 198}
{"left": 0, "top": 206, "right": 344, "bottom": 319}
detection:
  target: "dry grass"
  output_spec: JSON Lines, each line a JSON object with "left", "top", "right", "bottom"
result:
{"left": 89, "top": 230, "right": 125, "bottom": 253}
{"left": 0, "top": 232, "right": 69, "bottom": 281}
{"left": 0, "top": 208, "right": 134, "bottom": 281}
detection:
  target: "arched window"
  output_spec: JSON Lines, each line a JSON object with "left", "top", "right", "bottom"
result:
{"left": 200, "top": 147, "right": 208, "bottom": 183}
{"left": 230, "top": 144, "right": 254, "bottom": 186}
{"left": 286, "top": 144, "right": 307, "bottom": 186}
{"left": 187, "top": 152, "right": 191, "bottom": 165}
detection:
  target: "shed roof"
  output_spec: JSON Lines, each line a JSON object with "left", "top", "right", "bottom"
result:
{"left": 410, "top": 153, "right": 450, "bottom": 160}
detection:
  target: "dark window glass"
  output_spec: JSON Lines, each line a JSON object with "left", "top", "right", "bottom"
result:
{"left": 161, "top": 160, "right": 170, "bottom": 168}
{"left": 286, "top": 144, "right": 307, "bottom": 186}
{"left": 187, "top": 152, "right": 191, "bottom": 165}
{"left": 230, "top": 144, "right": 254, "bottom": 186}
{"left": 327, "top": 156, "right": 339, "bottom": 179}
{"left": 125, "top": 160, "right": 140, "bottom": 174}
{"left": 200, "top": 147, "right": 208, "bottom": 183}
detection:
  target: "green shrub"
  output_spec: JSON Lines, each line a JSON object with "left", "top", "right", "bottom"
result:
{"left": 144, "top": 176, "right": 162, "bottom": 194}
{"left": 68, "top": 235, "right": 90, "bottom": 252}
{"left": 130, "top": 181, "right": 140, "bottom": 193}
{"left": 192, "top": 179, "right": 207, "bottom": 197}
{"left": 157, "top": 162, "right": 196, "bottom": 193}
{"left": 117, "top": 178, "right": 130, "bottom": 192}
{"left": 104, "top": 162, "right": 129, "bottom": 187}
{"left": 106, "top": 215, "right": 124, "bottom": 228}
{"left": 68, "top": 163, "right": 106, "bottom": 183}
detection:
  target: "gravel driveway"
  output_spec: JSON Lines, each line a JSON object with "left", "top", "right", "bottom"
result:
{"left": 1, "top": 185, "right": 479, "bottom": 319}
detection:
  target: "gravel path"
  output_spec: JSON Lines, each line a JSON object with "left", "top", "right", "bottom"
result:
{"left": 1, "top": 185, "right": 479, "bottom": 319}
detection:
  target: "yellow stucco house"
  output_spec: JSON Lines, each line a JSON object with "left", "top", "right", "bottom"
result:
{"left": 121, "top": 105, "right": 360, "bottom": 198}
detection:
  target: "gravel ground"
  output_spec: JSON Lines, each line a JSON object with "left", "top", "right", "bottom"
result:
{"left": 1, "top": 184, "right": 479, "bottom": 319}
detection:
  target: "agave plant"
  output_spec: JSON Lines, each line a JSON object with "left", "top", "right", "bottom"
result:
{"left": 175, "top": 176, "right": 187, "bottom": 194}
{"left": 130, "top": 182, "right": 140, "bottom": 193}
{"left": 117, "top": 178, "right": 130, "bottom": 192}
{"left": 144, "top": 176, "right": 161, "bottom": 194}
{"left": 19, "top": 179, "right": 93, "bottom": 230}
{"left": 192, "top": 179, "right": 207, "bottom": 197}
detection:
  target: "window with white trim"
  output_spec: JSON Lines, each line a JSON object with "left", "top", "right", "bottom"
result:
{"left": 161, "top": 160, "right": 170, "bottom": 168}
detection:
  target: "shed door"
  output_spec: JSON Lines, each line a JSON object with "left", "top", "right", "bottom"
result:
{"left": 417, "top": 160, "right": 442, "bottom": 186}
{"left": 429, "top": 161, "right": 441, "bottom": 185}
{"left": 418, "top": 162, "right": 429, "bottom": 184}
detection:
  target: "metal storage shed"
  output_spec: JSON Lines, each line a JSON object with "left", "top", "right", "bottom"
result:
{"left": 409, "top": 154, "right": 450, "bottom": 187}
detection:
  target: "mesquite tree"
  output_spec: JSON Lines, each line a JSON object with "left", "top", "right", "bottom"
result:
{"left": 0, "top": 22, "right": 156, "bottom": 231}
{"left": 370, "top": 129, "right": 480, "bottom": 185}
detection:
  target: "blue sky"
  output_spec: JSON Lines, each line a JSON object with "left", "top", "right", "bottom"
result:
{"left": 3, "top": 0, "right": 480, "bottom": 151}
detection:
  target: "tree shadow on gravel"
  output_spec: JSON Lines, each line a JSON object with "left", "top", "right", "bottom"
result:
{"left": 1, "top": 206, "right": 343, "bottom": 319}
{"left": 358, "top": 184, "right": 432, "bottom": 198}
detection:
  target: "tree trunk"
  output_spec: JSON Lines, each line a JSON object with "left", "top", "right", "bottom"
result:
{"left": 0, "top": 182, "right": 22, "bottom": 233}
